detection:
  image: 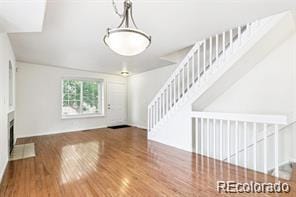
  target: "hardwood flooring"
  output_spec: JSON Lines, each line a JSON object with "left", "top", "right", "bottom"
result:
{"left": 291, "top": 164, "right": 296, "bottom": 182}
{"left": 0, "top": 127, "right": 295, "bottom": 196}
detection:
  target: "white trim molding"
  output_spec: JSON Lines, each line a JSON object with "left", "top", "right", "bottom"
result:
{"left": 0, "top": 159, "right": 8, "bottom": 184}
{"left": 129, "top": 124, "right": 147, "bottom": 130}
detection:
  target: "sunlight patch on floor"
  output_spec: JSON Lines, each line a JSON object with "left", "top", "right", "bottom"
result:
{"left": 9, "top": 143, "right": 36, "bottom": 161}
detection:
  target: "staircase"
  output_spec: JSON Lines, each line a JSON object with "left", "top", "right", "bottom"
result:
{"left": 148, "top": 12, "right": 291, "bottom": 132}
{"left": 147, "top": 11, "right": 296, "bottom": 178}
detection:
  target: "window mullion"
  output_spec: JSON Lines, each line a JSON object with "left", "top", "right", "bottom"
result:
{"left": 97, "top": 83, "right": 100, "bottom": 113}
{"left": 80, "top": 81, "right": 83, "bottom": 114}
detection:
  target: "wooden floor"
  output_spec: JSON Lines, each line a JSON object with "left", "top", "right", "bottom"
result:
{"left": 0, "top": 127, "right": 295, "bottom": 196}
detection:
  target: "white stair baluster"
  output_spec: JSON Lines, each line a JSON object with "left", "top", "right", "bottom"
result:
{"left": 163, "top": 92, "right": 165, "bottom": 116}
{"left": 147, "top": 107, "right": 150, "bottom": 131}
{"left": 203, "top": 40, "right": 206, "bottom": 75}
{"left": 166, "top": 87, "right": 169, "bottom": 114}
{"left": 209, "top": 37, "right": 212, "bottom": 67}
{"left": 158, "top": 96, "right": 161, "bottom": 120}
{"left": 222, "top": 32, "right": 226, "bottom": 60}
{"left": 149, "top": 108, "right": 152, "bottom": 131}
{"left": 150, "top": 106, "right": 152, "bottom": 129}
{"left": 154, "top": 106, "right": 156, "bottom": 127}
{"left": 163, "top": 91, "right": 166, "bottom": 116}
{"left": 201, "top": 118, "right": 204, "bottom": 155}
{"left": 161, "top": 93, "right": 164, "bottom": 117}
{"left": 163, "top": 93, "right": 165, "bottom": 117}
{"left": 274, "top": 124, "right": 279, "bottom": 177}
{"left": 163, "top": 90, "right": 166, "bottom": 115}
{"left": 187, "top": 61, "right": 190, "bottom": 91}
{"left": 150, "top": 108, "right": 152, "bottom": 129}
{"left": 174, "top": 78, "right": 177, "bottom": 105}
{"left": 235, "top": 120, "right": 239, "bottom": 165}
{"left": 215, "top": 34, "right": 219, "bottom": 65}
{"left": 238, "top": 26, "right": 242, "bottom": 46}
{"left": 244, "top": 121, "right": 247, "bottom": 168}
{"left": 197, "top": 49, "right": 200, "bottom": 81}
{"left": 162, "top": 89, "right": 166, "bottom": 115}
{"left": 220, "top": 120, "right": 223, "bottom": 160}
{"left": 154, "top": 101, "right": 157, "bottom": 123}
{"left": 156, "top": 100, "right": 158, "bottom": 123}
{"left": 230, "top": 29, "right": 233, "bottom": 52}
{"left": 175, "top": 76, "right": 178, "bottom": 103}
{"left": 170, "top": 82, "right": 173, "bottom": 108}
{"left": 263, "top": 123, "right": 267, "bottom": 173}
{"left": 253, "top": 122, "right": 257, "bottom": 171}
{"left": 160, "top": 94, "right": 163, "bottom": 119}
{"left": 227, "top": 120, "right": 230, "bottom": 162}
{"left": 178, "top": 73, "right": 181, "bottom": 100}
{"left": 213, "top": 119, "right": 216, "bottom": 159}
{"left": 196, "top": 118, "right": 199, "bottom": 154}
{"left": 158, "top": 98, "right": 161, "bottom": 121}
{"left": 247, "top": 23, "right": 251, "bottom": 36}
{"left": 207, "top": 118, "right": 210, "bottom": 156}
{"left": 154, "top": 105, "right": 156, "bottom": 127}
{"left": 182, "top": 69, "right": 184, "bottom": 97}
{"left": 153, "top": 105, "right": 155, "bottom": 128}
{"left": 191, "top": 54, "right": 195, "bottom": 85}
{"left": 158, "top": 94, "right": 161, "bottom": 121}
{"left": 149, "top": 106, "right": 153, "bottom": 130}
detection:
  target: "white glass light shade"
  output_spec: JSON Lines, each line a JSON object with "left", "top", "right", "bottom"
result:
{"left": 104, "top": 28, "right": 151, "bottom": 56}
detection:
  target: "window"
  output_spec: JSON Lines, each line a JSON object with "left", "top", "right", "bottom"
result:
{"left": 62, "top": 79, "right": 104, "bottom": 118}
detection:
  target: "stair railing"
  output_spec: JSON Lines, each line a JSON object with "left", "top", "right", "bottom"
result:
{"left": 148, "top": 18, "right": 269, "bottom": 132}
{"left": 191, "top": 111, "right": 287, "bottom": 177}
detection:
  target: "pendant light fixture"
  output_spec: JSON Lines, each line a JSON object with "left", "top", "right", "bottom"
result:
{"left": 104, "top": 0, "right": 151, "bottom": 56}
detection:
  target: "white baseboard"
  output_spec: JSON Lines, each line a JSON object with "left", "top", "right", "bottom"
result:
{"left": 16, "top": 125, "right": 108, "bottom": 138}
{"left": 128, "top": 124, "right": 147, "bottom": 130}
{"left": 0, "top": 159, "right": 8, "bottom": 184}
{"left": 268, "top": 158, "right": 296, "bottom": 172}
{"left": 16, "top": 124, "right": 147, "bottom": 139}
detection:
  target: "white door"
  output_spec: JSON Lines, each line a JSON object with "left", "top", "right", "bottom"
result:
{"left": 107, "top": 82, "right": 127, "bottom": 126}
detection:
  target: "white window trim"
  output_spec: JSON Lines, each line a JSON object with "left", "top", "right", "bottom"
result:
{"left": 61, "top": 77, "right": 105, "bottom": 119}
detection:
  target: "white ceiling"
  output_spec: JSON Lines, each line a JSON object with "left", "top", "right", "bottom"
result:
{"left": 0, "top": 0, "right": 46, "bottom": 33}
{"left": 8, "top": 0, "right": 296, "bottom": 75}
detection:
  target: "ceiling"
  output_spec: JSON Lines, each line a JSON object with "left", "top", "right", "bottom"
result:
{"left": 0, "top": 0, "right": 46, "bottom": 33}
{"left": 8, "top": 0, "right": 296, "bottom": 75}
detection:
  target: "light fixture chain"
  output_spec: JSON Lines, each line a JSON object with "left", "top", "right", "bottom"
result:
{"left": 130, "top": 4, "right": 138, "bottom": 28}
{"left": 112, "top": 0, "right": 124, "bottom": 18}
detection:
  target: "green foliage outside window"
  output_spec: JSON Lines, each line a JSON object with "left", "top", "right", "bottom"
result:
{"left": 62, "top": 79, "right": 102, "bottom": 116}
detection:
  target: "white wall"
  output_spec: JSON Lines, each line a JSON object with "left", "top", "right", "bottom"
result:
{"left": 0, "top": 33, "right": 15, "bottom": 181}
{"left": 15, "top": 62, "right": 127, "bottom": 138}
{"left": 148, "top": 103, "right": 193, "bottom": 152}
{"left": 127, "top": 65, "right": 176, "bottom": 128}
{"left": 198, "top": 33, "right": 296, "bottom": 121}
